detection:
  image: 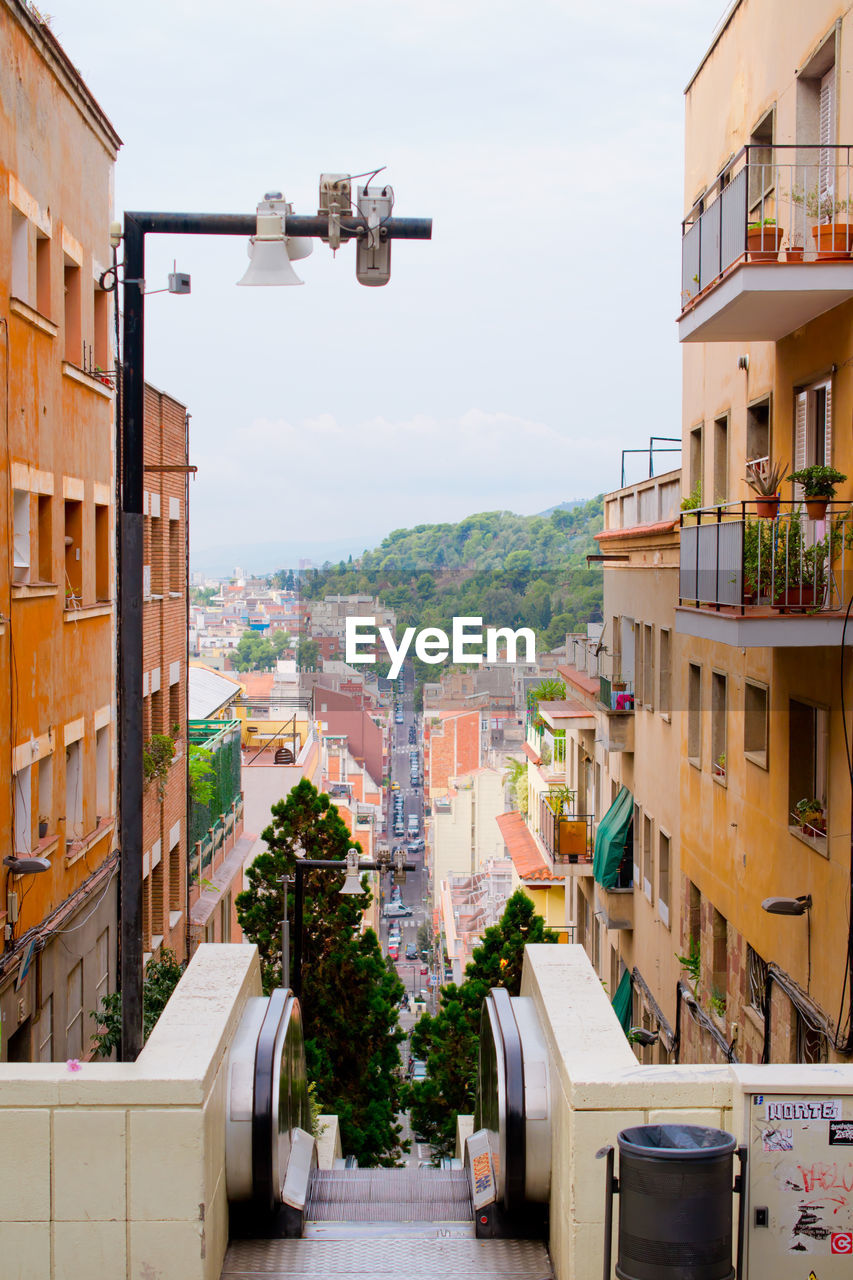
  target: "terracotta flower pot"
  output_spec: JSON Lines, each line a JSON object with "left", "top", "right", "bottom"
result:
{"left": 811, "top": 223, "right": 853, "bottom": 260}
{"left": 805, "top": 496, "right": 829, "bottom": 519}
{"left": 772, "top": 585, "right": 816, "bottom": 610}
{"left": 786, "top": 246, "right": 805, "bottom": 262}
{"left": 747, "top": 226, "right": 784, "bottom": 261}
{"left": 754, "top": 494, "right": 780, "bottom": 518}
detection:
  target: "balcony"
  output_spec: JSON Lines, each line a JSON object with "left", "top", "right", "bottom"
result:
{"left": 538, "top": 791, "right": 593, "bottom": 866}
{"left": 677, "top": 500, "right": 853, "bottom": 646}
{"left": 597, "top": 677, "right": 635, "bottom": 752}
{"left": 595, "top": 882, "right": 634, "bottom": 931}
{"left": 679, "top": 145, "right": 853, "bottom": 343}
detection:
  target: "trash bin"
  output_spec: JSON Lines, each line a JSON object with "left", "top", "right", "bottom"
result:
{"left": 615, "top": 1124, "right": 737, "bottom": 1280}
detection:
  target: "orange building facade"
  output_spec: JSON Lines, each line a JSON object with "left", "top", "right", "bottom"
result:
{"left": 0, "top": 1, "right": 121, "bottom": 1060}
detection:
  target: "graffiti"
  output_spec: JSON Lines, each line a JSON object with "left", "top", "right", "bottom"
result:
{"left": 792, "top": 1201, "right": 832, "bottom": 1243}
{"left": 797, "top": 1162, "right": 853, "bottom": 1196}
{"left": 768, "top": 1099, "right": 841, "bottom": 1122}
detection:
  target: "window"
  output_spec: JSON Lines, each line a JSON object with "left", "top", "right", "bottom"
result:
{"left": 37, "top": 494, "right": 52, "bottom": 582}
{"left": 796, "top": 1011, "right": 829, "bottom": 1064}
{"left": 151, "top": 859, "right": 164, "bottom": 938}
{"left": 38, "top": 994, "right": 53, "bottom": 1062}
{"left": 748, "top": 108, "right": 775, "bottom": 213}
{"left": 688, "top": 880, "right": 701, "bottom": 952}
{"left": 65, "top": 739, "right": 83, "bottom": 840}
{"left": 142, "top": 875, "right": 150, "bottom": 951}
{"left": 169, "top": 518, "right": 182, "bottom": 594}
{"left": 713, "top": 414, "right": 729, "bottom": 505}
{"left": 66, "top": 961, "right": 83, "bottom": 1060}
{"left": 63, "top": 257, "right": 82, "bottom": 364}
{"left": 169, "top": 845, "right": 182, "bottom": 918}
{"left": 794, "top": 380, "right": 832, "bottom": 475}
{"left": 711, "top": 908, "right": 728, "bottom": 1014}
{"left": 633, "top": 622, "right": 644, "bottom": 705}
{"left": 744, "top": 680, "right": 769, "bottom": 768}
{"left": 689, "top": 425, "right": 703, "bottom": 501}
{"left": 93, "top": 283, "right": 109, "bottom": 371}
{"left": 36, "top": 231, "right": 50, "bottom": 316}
{"left": 37, "top": 754, "right": 53, "bottom": 836}
{"left": 64, "top": 499, "right": 82, "bottom": 600}
{"left": 95, "top": 928, "right": 110, "bottom": 1010}
{"left": 13, "top": 489, "right": 30, "bottom": 583}
{"left": 711, "top": 672, "right": 727, "bottom": 781}
{"left": 789, "top": 699, "right": 829, "bottom": 841}
{"left": 659, "top": 628, "right": 671, "bottom": 718}
{"left": 746, "top": 398, "right": 770, "bottom": 474}
{"left": 96, "top": 726, "right": 110, "bottom": 819}
{"left": 688, "top": 663, "right": 702, "bottom": 765}
{"left": 14, "top": 763, "right": 32, "bottom": 854}
{"left": 643, "top": 625, "right": 654, "bottom": 711}
{"left": 658, "top": 830, "right": 670, "bottom": 925}
{"left": 150, "top": 513, "right": 163, "bottom": 593}
{"left": 220, "top": 891, "right": 232, "bottom": 944}
{"left": 642, "top": 812, "right": 653, "bottom": 900}
{"left": 747, "top": 945, "right": 768, "bottom": 1016}
{"left": 632, "top": 802, "right": 641, "bottom": 887}
{"left": 11, "top": 208, "right": 30, "bottom": 301}
{"left": 169, "top": 680, "right": 181, "bottom": 737}
{"left": 205, "top": 920, "right": 216, "bottom": 944}
{"left": 95, "top": 502, "right": 110, "bottom": 600}
{"left": 151, "top": 687, "right": 163, "bottom": 737}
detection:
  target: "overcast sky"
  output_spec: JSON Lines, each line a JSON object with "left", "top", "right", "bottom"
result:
{"left": 43, "top": 0, "right": 727, "bottom": 568}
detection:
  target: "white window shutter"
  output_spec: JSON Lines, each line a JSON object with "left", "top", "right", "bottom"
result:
{"left": 819, "top": 68, "right": 836, "bottom": 210}
{"left": 793, "top": 392, "right": 807, "bottom": 501}
{"left": 820, "top": 69, "right": 835, "bottom": 148}
{"left": 824, "top": 381, "right": 832, "bottom": 465}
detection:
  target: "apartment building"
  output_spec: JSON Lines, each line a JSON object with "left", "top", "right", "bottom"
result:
{"left": 141, "top": 384, "right": 190, "bottom": 964}
{"left": 0, "top": 0, "right": 121, "bottom": 1060}
{"left": 430, "top": 768, "right": 505, "bottom": 907}
{"left": 672, "top": 0, "right": 853, "bottom": 1064}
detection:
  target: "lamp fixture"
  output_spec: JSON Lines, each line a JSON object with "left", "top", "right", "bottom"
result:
{"left": 236, "top": 192, "right": 313, "bottom": 287}
{"left": 628, "top": 1026, "right": 659, "bottom": 1047}
{"left": 761, "top": 894, "right": 812, "bottom": 916}
{"left": 339, "top": 848, "right": 363, "bottom": 896}
{"left": 4, "top": 855, "right": 51, "bottom": 874}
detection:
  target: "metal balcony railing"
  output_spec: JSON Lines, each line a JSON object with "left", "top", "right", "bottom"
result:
{"left": 681, "top": 144, "right": 853, "bottom": 309}
{"left": 598, "top": 675, "right": 635, "bottom": 711}
{"left": 679, "top": 501, "right": 853, "bottom": 613}
{"left": 539, "top": 792, "right": 593, "bottom": 864}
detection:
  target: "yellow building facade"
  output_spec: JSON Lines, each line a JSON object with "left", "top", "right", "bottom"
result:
{"left": 674, "top": 0, "right": 853, "bottom": 1063}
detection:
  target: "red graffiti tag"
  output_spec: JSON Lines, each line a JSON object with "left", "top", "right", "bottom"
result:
{"left": 797, "top": 1162, "right": 853, "bottom": 1195}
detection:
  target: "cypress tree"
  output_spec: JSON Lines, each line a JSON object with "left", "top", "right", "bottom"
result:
{"left": 236, "top": 778, "right": 405, "bottom": 1165}
{"left": 408, "top": 890, "right": 556, "bottom": 1160}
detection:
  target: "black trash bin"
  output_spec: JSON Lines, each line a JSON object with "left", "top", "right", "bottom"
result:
{"left": 615, "top": 1124, "right": 736, "bottom": 1280}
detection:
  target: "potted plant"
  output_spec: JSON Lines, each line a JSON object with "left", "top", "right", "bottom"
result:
{"left": 713, "top": 753, "right": 726, "bottom": 778}
{"left": 794, "top": 797, "right": 825, "bottom": 834}
{"left": 788, "top": 464, "right": 847, "bottom": 519}
{"left": 38, "top": 815, "right": 48, "bottom": 839}
{"left": 747, "top": 217, "right": 784, "bottom": 261}
{"left": 746, "top": 458, "right": 788, "bottom": 518}
{"left": 790, "top": 185, "right": 853, "bottom": 259}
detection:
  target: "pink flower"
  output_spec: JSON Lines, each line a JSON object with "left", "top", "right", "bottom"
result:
{"left": 66, "top": 1059, "right": 81, "bottom": 1072}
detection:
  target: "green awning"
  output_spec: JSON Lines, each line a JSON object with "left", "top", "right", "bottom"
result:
{"left": 593, "top": 784, "right": 633, "bottom": 888}
{"left": 612, "top": 968, "right": 633, "bottom": 1036}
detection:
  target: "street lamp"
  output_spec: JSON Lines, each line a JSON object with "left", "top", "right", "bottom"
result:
{"left": 287, "top": 846, "right": 414, "bottom": 1002}
{"left": 117, "top": 184, "right": 431, "bottom": 1059}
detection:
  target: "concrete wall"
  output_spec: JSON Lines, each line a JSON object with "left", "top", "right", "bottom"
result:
{"left": 522, "top": 941, "right": 853, "bottom": 1280}
{"left": 0, "top": 944, "right": 261, "bottom": 1280}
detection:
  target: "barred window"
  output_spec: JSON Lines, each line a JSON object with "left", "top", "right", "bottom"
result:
{"left": 747, "top": 945, "right": 768, "bottom": 1015}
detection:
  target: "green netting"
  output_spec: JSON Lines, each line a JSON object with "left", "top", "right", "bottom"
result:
{"left": 188, "top": 720, "right": 242, "bottom": 855}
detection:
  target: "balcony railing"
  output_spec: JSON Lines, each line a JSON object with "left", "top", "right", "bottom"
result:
{"left": 681, "top": 144, "right": 853, "bottom": 309}
{"left": 598, "top": 675, "right": 635, "bottom": 711}
{"left": 539, "top": 792, "right": 593, "bottom": 864}
{"left": 679, "top": 501, "right": 853, "bottom": 614}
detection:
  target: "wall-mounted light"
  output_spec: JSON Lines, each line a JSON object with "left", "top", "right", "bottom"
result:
{"left": 737, "top": 354, "right": 749, "bottom": 372}
{"left": 761, "top": 894, "right": 811, "bottom": 916}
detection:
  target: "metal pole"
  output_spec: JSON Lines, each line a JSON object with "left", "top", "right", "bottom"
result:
{"left": 281, "top": 875, "right": 290, "bottom": 991}
{"left": 293, "top": 863, "right": 305, "bottom": 1002}
{"left": 119, "top": 213, "right": 145, "bottom": 1061}
{"left": 595, "top": 1144, "right": 616, "bottom": 1280}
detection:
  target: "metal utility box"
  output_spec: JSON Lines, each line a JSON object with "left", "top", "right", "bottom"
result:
{"left": 744, "top": 1090, "right": 853, "bottom": 1276}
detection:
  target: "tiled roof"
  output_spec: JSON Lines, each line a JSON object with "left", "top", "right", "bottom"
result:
{"left": 495, "top": 811, "right": 556, "bottom": 882}
{"left": 557, "top": 664, "right": 600, "bottom": 698}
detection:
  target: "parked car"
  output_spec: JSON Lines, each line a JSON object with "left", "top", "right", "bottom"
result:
{"left": 390, "top": 781, "right": 400, "bottom": 791}
{"left": 405, "top": 944, "right": 417, "bottom": 959}
{"left": 409, "top": 1059, "right": 428, "bottom": 1082}
{"left": 384, "top": 903, "right": 413, "bottom": 917}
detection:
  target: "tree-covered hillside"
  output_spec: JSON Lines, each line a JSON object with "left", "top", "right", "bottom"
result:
{"left": 295, "top": 498, "right": 605, "bottom": 652}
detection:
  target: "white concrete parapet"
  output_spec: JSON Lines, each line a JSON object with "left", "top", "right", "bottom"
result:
{"left": 522, "top": 944, "right": 853, "bottom": 1280}
{"left": 0, "top": 944, "right": 261, "bottom": 1280}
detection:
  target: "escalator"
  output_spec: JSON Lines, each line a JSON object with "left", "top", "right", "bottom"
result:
{"left": 218, "top": 985, "right": 554, "bottom": 1278}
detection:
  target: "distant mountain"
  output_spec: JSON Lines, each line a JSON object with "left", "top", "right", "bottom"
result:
{"left": 536, "top": 498, "right": 586, "bottom": 518}
{"left": 190, "top": 534, "right": 378, "bottom": 578}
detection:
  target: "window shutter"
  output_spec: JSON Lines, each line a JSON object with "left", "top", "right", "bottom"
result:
{"left": 824, "top": 380, "right": 832, "bottom": 465}
{"left": 794, "top": 390, "right": 807, "bottom": 480}
{"left": 820, "top": 69, "right": 835, "bottom": 148}
{"left": 819, "top": 68, "right": 836, "bottom": 210}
